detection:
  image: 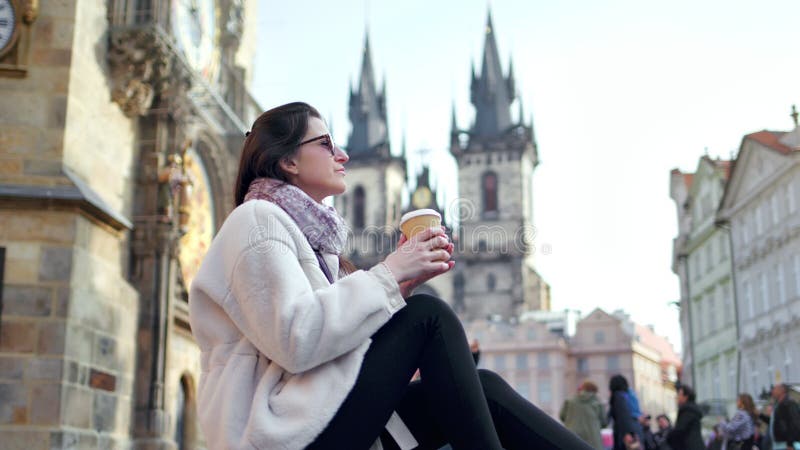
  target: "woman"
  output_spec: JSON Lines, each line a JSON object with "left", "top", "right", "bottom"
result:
{"left": 720, "top": 393, "right": 757, "bottom": 450}
{"left": 609, "top": 375, "right": 639, "bottom": 450}
{"left": 189, "top": 102, "right": 592, "bottom": 450}
{"left": 560, "top": 380, "right": 607, "bottom": 449}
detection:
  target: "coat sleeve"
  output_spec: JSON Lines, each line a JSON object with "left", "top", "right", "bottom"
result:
{"left": 612, "top": 392, "right": 636, "bottom": 436}
{"left": 222, "top": 209, "right": 405, "bottom": 374}
{"left": 666, "top": 409, "right": 691, "bottom": 447}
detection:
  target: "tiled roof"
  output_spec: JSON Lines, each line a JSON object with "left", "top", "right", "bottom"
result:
{"left": 745, "top": 130, "right": 793, "bottom": 154}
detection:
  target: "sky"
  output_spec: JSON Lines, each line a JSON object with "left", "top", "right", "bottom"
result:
{"left": 251, "top": 0, "right": 800, "bottom": 353}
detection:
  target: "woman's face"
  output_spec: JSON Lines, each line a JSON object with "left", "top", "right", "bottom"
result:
{"left": 283, "top": 117, "right": 349, "bottom": 202}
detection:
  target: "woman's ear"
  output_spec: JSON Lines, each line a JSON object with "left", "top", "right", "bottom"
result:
{"left": 279, "top": 156, "right": 300, "bottom": 176}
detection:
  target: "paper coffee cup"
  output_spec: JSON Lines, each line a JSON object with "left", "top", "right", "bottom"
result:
{"left": 399, "top": 209, "right": 442, "bottom": 239}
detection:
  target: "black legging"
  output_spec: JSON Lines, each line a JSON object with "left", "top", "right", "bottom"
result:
{"left": 307, "top": 294, "right": 593, "bottom": 450}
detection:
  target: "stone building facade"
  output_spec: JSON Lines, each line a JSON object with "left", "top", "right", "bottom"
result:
{"left": 0, "top": 0, "right": 259, "bottom": 447}
{"left": 717, "top": 124, "right": 800, "bottom": 398}
{"left": 670, "top": 156, "right": 738, "bottom": 415}
{"left": 467, "top": 308, "right": 680, "bottom": 421}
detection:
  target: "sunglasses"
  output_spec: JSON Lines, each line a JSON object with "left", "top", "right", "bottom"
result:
{"left": 299, "top": 133, "right": 343, "bottom": 157}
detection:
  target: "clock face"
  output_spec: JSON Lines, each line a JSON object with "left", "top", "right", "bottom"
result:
{"left": 178, "top": 148, "right": 215, "bottom": 291}
{"left": 0, "top": 0, "right": 17, "bottom": 57}
{"left": 171, "top": 0, "right": 216, "bottom": 78}
{"left": 412, "top": 186, "right": 433, "bottom": 209}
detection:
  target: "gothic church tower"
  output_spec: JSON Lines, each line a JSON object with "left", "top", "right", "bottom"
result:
{"left": 450, "top": 12, "right": 549, "bottom": 320}
{"left": 335, "top": 33, "right": 407, "bottom": 269}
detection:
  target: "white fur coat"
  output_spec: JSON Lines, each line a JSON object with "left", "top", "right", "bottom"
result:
{"left": 189, "top": 200, "right": 415, "bottom": 449}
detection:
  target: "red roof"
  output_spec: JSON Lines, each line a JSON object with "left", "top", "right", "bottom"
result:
{"left": 683, "top": 174, "right": 694, "bottom": 189}
{"left": 714, "top": 159, "right": 733, "bottom": 181}
{"left": 746, "top": 130, "right": 793, "bottom": 155}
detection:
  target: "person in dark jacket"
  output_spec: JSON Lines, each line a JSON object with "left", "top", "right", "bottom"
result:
{"left": 666, "top": 384, "right": 704, "bottom": 450}
{"left": 609, "top": 375, "right": 638, "bottom": 450}
{"left": 767, "top": 383, "right": 800, "bottom": 449}
{"left": 653, "top": 414, "right": 673, "bottom": 450}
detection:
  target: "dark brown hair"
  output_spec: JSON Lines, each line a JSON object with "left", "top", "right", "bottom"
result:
{"left": 235, "top": 102, "right": 356, "bottom": 274}
{"left": 738, "top": 393, "right": 758, "bottom": 423}
{"left": 235, "top": 102, "right": 321, "bottom": 206}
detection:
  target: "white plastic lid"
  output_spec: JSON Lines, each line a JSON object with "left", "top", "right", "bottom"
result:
{"left": 399, "top": 209, "right": 441, "bottom": 225}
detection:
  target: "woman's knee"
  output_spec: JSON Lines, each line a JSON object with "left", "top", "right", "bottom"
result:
{"left": 404, "top": 294, "right": 459, "bottom": 324}
{"left": 477, "top": 369, "right": 510, "bottom": 397}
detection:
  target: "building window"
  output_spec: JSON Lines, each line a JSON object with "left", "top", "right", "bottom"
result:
{"left": 353, "top": 185, "right": 366, "bottom": 229}
{"left": 793, "top": 255, "right": 800, "bottom": 297}
{"left": 744, "top": 281, "right": 753, "bottom": 319}
{"left": 174, "top": 375, "right": 196, "bottom": 450}
{"left": 494, "top": 354, "right": 506, "bottom": 371}
{"left": 538, "top": 353, "right": 549, "bottom": 370}
{"left": 723, "top": 284, "right": 733, "bottom": 325}
{"left": 705, "top": 245, "right": 713, "bottom": 273}
{"left": 776, "top": 263, "right": 786, "bottom": 304}
{"left": 784, "top": 346, "right": 792, "bottom": 382}
{"left": 756, "top": 205, "right": 764, "bottom": 235}
{"left": 538, "top": 380, "right": 552, "bottom": 403}
{"left": 526, "top": 327, "right": 536, "bottom": 341}
{"left": 482, "top": 171, "right": 498, "bottom": 215}
{"left": 759, "top": 272, "right": 769, "bottom": 313}
{"left": 516, "top": 354, "right": 529, "bottom": 370}
{"left": 788, "top": 183, "right": 797, "bottom": 214}
{"left": 771, "top": 192, "right": 780, "bottom": 225}
{"left": 577, "top": 357, "right": 589, "bottom": 374}
{"left": 712, "top": 360, "right": 721, "bottom": 399}
{"left": 708, "top": 290, "right": 717, "bottom": 333}
{"left": 487, "top": 273, "right": 496, "bottom": 292}
{"left": 594, "top": 331, "right": 605, "bottom": 344}
{"left": 607, "top": 355, "right": 619, "bottom": 371}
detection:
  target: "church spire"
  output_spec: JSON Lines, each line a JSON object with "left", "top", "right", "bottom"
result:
{"left": 470, "top": 9, "right": 515, "bottom": 139}
{"left": 348, "top": 30, "right": 389, "bottom": 158}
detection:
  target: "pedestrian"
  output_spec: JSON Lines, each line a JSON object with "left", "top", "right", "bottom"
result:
{"left": 764, "top": 383, "right": 800, "bottom": 450}
{"left": 560, "top": 380, "right": 608, "bottom": 449}
{"left": 706, "top": 424, "right": 724, "bottom": 450}
{"left": 666, "top": 384, "right": 704, "bottom": 450}
{"left": 639, "top": 414, "right": 657, "bottom": 450}
{"left": 609, "top": 374, "right": 639, "bottom": 450}
{"left": 653, "top": 414, "right": 673, "bottom": 450}
{"left": 719, "top": 393, "right": 757, "bottom": 450}
{"left": 188, "top": 102, "right": 594, "bottom": 450}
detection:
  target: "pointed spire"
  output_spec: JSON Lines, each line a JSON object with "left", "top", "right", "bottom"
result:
{"left": 792, "top": 104, "right": 798, "bottom": 127}
{"left": 470, "top": 9, "right": 514, "bottom": 139}
{"left": 451, "top": 101, "right": 458, "bottom": 132}
{"left": 348, "top": 28, "right": 390, "bottom": 158}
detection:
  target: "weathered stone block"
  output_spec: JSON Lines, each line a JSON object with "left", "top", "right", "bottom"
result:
{"left": 5, "top": 259, "right": 38, "bottom": 283}
{"left": 26, "top": 357, "right": 63, "bottom": 381}
{"left": 49, "top": 429, "right": 98, "bottom": 449}
{"left": 0, "top": 321, "right": 38, "bottom": 353}
{"left": 39, "top": 247, "right": 73, "bottom": 282}
{"left": 62, "top": 385, "right": 92, "bottom": 428}
{"left": 24, "top": 159, "right": 63, "bottom": 176}
{"left": 0, "top": 127, "right": 37, "bottom": 156}
{"left": 54, "top": 287, "right": 70, "bottom": 317}
{"left": 88, "top": 368, "right": 116, "bottom": 392}
{"left": 31, "top": 49, "right": 72, "bottom": 66}
{"left": 64, "top": 323, "right": 91, "bottom": 362}
{"left": 38, "top": 321, "right": 67, "bottom": 355}
{"left": 0, "top": 357, "right": 25, "bottom": 380}
{"left": 92, "top": 334, "right": 117, "bottom": 370}
{"left": 0, "top": 158, "right": 23, "bottom": 176}
{"left": 0, "top": 430, "right": 49, "bottom": 449}
{"left": 92, "top": 391, "right": 117, "bottom": 432}
{"left": 49, "top": 96, "right": 68, "bottom": 129}
{"left": 3, "top": 285, "right": 53, "bottom": 317}
{"left": 30, "top": 383, "right": 61, "bottom": 425}
{"left": 0, "top": 382, "right": 28, "bottom": 424}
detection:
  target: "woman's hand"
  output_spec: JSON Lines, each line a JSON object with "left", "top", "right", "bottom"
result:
{"left": 383, "top": 226, "right": 454, "bottom": 294}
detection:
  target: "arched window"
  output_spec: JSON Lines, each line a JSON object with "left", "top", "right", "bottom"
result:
{"left": 354, "top": 185, "right": 366, "bottom": 229}
{"left": 482, "top": 171, "right": 498, "bottom": 215}
{"left": 175, "top": 375, "right": 197, "bottom": 449}
{"left": 487, "top": 273, "right": 496, "bottom": 291}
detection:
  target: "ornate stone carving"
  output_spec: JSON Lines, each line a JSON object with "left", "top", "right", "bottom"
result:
{"left": 107, "top": 28, "right": 192, "bottom": 117}
{"left": 22, "top": 0, "right": 38, "bottom": 23}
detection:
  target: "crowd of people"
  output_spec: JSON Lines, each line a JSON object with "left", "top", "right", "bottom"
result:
{"left": 560, "top": 376, "right": 800, "bottom": 450}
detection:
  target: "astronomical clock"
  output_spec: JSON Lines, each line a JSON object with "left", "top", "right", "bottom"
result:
{"left": 170, "top": 0, "right": 219, "bottom": 80}
{"left": 177, "top": 148, "right": 215, "bottom": 292}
